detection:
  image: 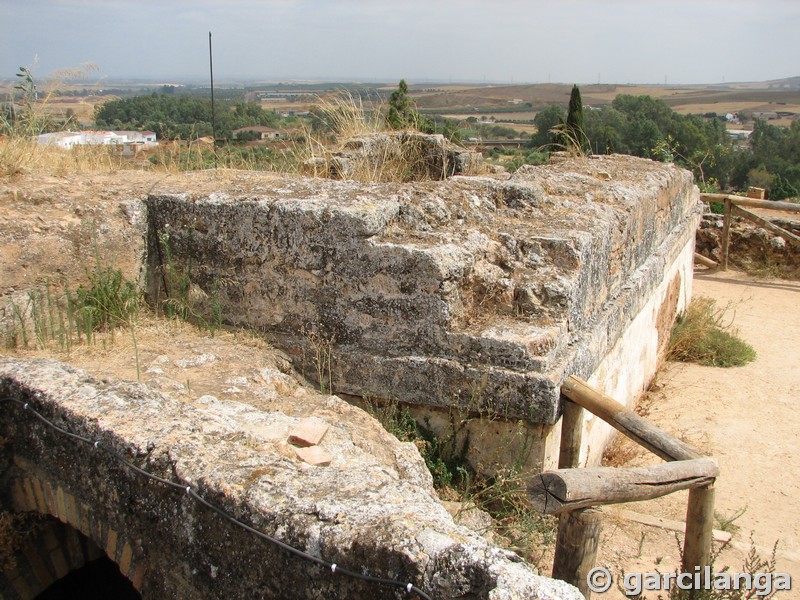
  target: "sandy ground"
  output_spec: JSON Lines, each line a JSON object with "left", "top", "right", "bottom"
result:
{"left": 594, "top": 269, "right": 800, "bottom": 598}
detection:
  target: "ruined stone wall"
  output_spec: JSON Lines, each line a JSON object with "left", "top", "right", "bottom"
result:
{"left": 143, "top": 156, "right": 701, "bottom": 470}
{"left": 697, "top": 213, "right": 800, "bottom": 278}
{"left": 0, "top": 358, "right": 580, "bottom": 599}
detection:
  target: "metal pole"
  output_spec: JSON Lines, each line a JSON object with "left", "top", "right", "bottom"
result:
{"left": 209, "top": 31, "right": 217, "bottom": 157}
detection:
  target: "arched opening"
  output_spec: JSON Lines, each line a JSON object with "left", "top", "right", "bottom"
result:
{"left": 1, "top": 514, "right": 141, "bottom": 600}
{"left": 36, "top": 555, "right": 140, "bottom": 600}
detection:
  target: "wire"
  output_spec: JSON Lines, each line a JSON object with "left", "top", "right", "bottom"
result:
{"left": 2, "top": 396, "right": 434, "bottom": 600}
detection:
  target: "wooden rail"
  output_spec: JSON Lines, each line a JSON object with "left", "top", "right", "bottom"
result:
{"left": 535, "top": 376, "right": 717, "bottom": 598}
{"left": 697, "top": 193, "right": 800, "bottom": 271}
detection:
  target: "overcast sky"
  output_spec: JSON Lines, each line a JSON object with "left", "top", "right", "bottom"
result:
{"left": 1, "top": 0, "right": 798, "bottom": 85}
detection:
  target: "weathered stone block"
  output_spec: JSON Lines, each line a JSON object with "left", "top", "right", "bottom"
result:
{"left": 0, "top": 357, "right": 582, "bottom": 599}
{"left": 293, "top": 445, "right": 333, "bottom": 466}
{"left": 145, "top": 155, "right": 701, "bottom": 441}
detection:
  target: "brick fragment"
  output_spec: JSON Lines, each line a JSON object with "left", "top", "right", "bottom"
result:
{"left": 294, "top": 446, "right": 332, "bottom": 467}
{"left": 288, "top": 418, "right": 329, "bottom": 447}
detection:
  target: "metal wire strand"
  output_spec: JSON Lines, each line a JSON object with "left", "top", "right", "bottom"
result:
{"left": 1, "top": 396, "right": 433, "bottom": 600}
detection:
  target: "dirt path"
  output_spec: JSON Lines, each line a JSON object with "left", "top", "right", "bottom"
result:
{"left": 595, "top": 269, "right": 800, "bottom": 598}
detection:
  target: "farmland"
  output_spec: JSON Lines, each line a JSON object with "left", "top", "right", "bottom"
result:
{"left": 410, "top": 78, "right": 800, "bottom": 128}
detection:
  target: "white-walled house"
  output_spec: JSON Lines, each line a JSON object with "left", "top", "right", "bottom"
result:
{"left": 36, "top": 132, "right": 85, "bottom": 149}
{"left": 37, "top": 130, "right": 157, "bottom": 149}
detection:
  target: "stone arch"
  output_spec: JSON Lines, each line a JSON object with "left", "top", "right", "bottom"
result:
{"left": 1, "top": 471, "right": 146, "bottom": 599}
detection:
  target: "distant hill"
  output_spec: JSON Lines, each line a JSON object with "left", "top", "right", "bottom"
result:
{"left": 767, "top": 76, "right": 800, "bottom": 91}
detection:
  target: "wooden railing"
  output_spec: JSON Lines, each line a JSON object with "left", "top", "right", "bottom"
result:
{"left": 530, "top": 376, "right": 718, "bottom": 598}
{"left": 697, "top": 193, "right": 800, "bottom": 271}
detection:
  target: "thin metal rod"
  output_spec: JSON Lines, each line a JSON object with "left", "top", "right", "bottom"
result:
{"left": 209, "top": 31, "right": 217, "bottom": 156}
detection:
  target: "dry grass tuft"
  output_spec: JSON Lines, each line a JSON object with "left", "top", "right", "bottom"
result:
{"left": 667, "top": 296, "right": 756, "bottom": 367}
{"left": 296, "top": 92, "right": 480, "bottom": 183}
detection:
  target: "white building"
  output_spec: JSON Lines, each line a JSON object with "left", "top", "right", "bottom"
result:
{"left": 37, "top": 130, "right": 157, "bottom": 149}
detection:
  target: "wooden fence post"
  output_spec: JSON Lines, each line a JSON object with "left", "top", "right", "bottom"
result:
{"left": 559, "top": 399, "right": 583, "bottom": 470}
{"left": 552, "top": 508, "right": 602, "bottom": 599}
{"left": 683, "top": 483, "right": 716, "bottom": 586}
{"left": 721, "top": 199, "right": 732, "bottom": 271}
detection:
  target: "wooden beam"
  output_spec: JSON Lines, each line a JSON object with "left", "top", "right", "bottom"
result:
{"left": 731, "top": 204, "right": 800, "bottom": 246}
{"left": 683, "top": 484, "right": 716, "bottom": 587}
{"left": 558, "top": 399, "right": 584, "bottom": 469}
{"left": 721, "top": 198, "right": 732, "bottom": 271}
{"left": 694, "top": 252, "right": 719, "bottom": 269}
{"left": 560, "top": 376, "right": 701, "bottom": 461}
{"left": 552, "top": 509, "right": 602, "bottom": 599}
{"left": 701, "top": 194, "right": 800, "bottom": 213}
{"left": 529, "top": 458, "right": 718, "bottom": 514}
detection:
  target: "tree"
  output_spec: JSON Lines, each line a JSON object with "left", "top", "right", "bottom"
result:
{"left": 386, "top": 80, "right": 411, "bottom": 129}
{"left": 565, "top": 84, "right": 587, "bottom": 151}
{"left": 529, "top": 104, "right": 566, "bottom": 149}
{"left": 94, "top": 94, "right": 281, "bottom": 141}
{"left": 385, "top": 80, "right": 431, "bottom": 132}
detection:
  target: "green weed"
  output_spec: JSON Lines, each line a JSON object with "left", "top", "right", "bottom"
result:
{"left": 714, "top": 506, "right": 748, "bottom": 535}
{"left": 2, "top": 265, "right": 139, "bottom": 351}
{"left": 364, "top": 395, "right": 555, "bottom": 567}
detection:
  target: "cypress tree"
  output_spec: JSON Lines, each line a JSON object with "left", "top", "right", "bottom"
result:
{"left": 566, "top": 84, "right": 586, "bottom": 151}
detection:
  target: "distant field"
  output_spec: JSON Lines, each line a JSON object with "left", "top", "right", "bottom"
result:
{"left": 412, "top": 81, "right": 800, "bottom": 123}
{"left": 5, "top": 77, "right": 798, "bottom": 133}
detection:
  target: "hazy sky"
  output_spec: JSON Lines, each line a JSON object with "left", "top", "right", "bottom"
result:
{"left": 1, "top": 0, "right": 799, "bottom": 85}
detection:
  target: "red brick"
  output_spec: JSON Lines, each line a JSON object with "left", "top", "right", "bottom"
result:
{"left": 288, "top": 418, "right": 329, "bottom": 447}
{"left": 294, "top": 446, "right": 332, "bottom": 466}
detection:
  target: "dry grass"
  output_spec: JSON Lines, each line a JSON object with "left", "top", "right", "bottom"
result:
{"left": 0, "top": 137, "right": 126, "bottom": 178}
{"left": 667, "top": 296, "right": 756, "bottom": 367}
{"left": 297, "top": 92, "right": 476, "bottom": 183}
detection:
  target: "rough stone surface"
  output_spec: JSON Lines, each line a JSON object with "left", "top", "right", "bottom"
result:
{"left": 0, "top": 357, "right": 581, "bottom": 600}
{"left": 696, "top": 213, "right": 800, "bottom": 278}
{"left": 144, "top": 155, "right": 701, "bottom": 426}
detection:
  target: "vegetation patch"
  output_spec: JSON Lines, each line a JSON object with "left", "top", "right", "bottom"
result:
{"left": 3, "top": 263, "right": 140, "bottom": 352}
{"left": 667, "top": 297, "right": 756, "bottom": 367}
{"left": 363, "top": 397, "right": 557, "bottom": 568}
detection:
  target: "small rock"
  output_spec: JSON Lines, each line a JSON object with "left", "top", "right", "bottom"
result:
{"left": 196, "top": 395, "right": 219, "bottom": 407}
{"left": 175, "top": 353, "right": 217, "bottom": 368}
{"left": 769, "top": 236, "right": 786, "bottom": 250}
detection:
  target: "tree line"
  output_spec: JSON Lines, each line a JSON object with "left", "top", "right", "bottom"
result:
{"left": 529, "top": 92, "right": 800, "bottom": 199}
{"left": 94, "top": 94, "right": 285, "bottom": 141}
{"left": 88, "top": 85, "right": 800, "bottom": 200}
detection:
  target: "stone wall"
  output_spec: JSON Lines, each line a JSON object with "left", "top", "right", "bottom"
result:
{"left": 696, "top": 213, "right": 800, "bottom": 278}
{"left": 0, "top": 358, "right": 580, "bottom": 599}
{"left": 144, "top": 155, "right": 701, "bottom": 470}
